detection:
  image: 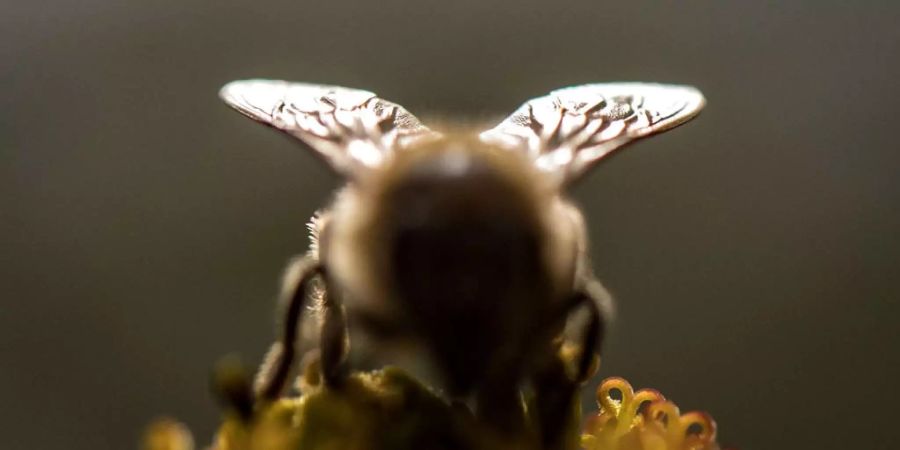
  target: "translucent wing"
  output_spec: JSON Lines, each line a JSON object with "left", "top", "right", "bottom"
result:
{"left": 220, "top": 80, "right": 438, "bottom": 177}
{"left": 480, "top": 83, "right": 705, "bottom": 185}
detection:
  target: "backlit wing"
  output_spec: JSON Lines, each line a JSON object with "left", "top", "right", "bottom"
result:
{"left": 220, "top": 80, "right": 438, "bottom": 177}
{"left": 480, "top": 83, "right": 705, "bottom": 186}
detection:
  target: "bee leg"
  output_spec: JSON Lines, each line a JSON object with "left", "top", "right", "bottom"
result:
{"left": 534, "top": 280, "right": 609, "bottom": 448}
{"left": 571, "top": 278, "right": 608, "bottom": 382}
{"left": 319, "top": 280, "right": 349, "bottom": 388}
{"left": 254, "top": 255, "right": 322, "bottom": 402}
{"left": 532, "top": 350, "right": 577, "bottom": 450}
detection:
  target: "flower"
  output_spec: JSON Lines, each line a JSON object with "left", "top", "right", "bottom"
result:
{"left": 581, "top": 377, "right": 722, "bottom": 450}
{"left": 144, "top": 359, "right": 727, "bottom": 449}
{"left": 142, "top": 418, "right": 194, "bottom": 450}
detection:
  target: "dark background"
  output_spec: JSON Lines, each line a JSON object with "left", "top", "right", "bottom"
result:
{"left": 3, "top": 1, "right": 898, "bottom": 449}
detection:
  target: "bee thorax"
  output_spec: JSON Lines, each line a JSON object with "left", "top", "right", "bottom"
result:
{"left": 327, "top": 142, "right": 565, "bottom": 393}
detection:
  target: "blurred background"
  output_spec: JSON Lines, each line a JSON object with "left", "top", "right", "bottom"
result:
{"left": 3, "top": 1, "right": 898, "bottom": 449}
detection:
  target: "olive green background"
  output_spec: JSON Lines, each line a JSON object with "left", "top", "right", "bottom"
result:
{"left": 3, "top": 1, "right": 898, "bottom": 449}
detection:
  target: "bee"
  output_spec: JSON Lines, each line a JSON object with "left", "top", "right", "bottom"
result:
{"left": 218, "top": 80, "right": 704, "bottom": 446}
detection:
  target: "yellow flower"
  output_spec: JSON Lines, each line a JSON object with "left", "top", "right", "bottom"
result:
{"left": 207, "top": 367, "right": 496, "bottom": 450}
{"left": 142, "top": 418, "right": 194, "bottom": 450}
{"left": 581, "top": 377, "right": 721, "bottom": 450}
{"left": 144, "top": 369, "right": 726, "bottom": 450}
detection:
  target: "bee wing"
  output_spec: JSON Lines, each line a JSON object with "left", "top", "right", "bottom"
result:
{"left": 480, "top": 83, "right": 705, "bottom": 185}
{"left": 220, "top": 80, "right": 439, "bottom": 177}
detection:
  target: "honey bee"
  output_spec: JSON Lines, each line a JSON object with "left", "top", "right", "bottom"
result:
{"left": 218, "top": 80, "right": 704, "bottom": 446}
